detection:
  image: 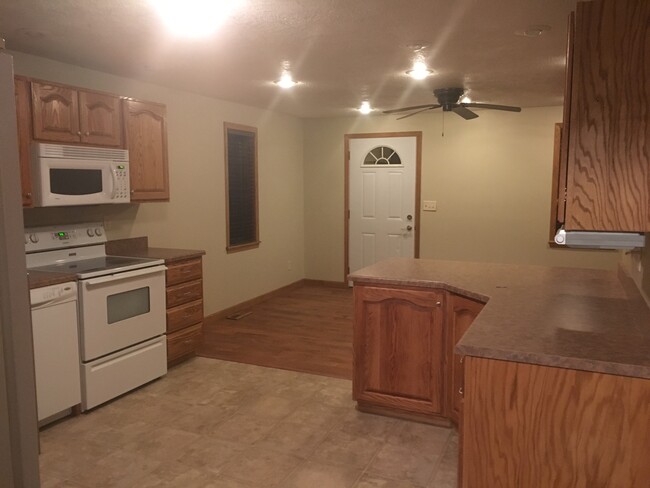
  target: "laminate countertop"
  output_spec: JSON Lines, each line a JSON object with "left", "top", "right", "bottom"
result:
{"left": 348, "top": 257, "right": 650, "bottom": 380}
{"left": 28, "top": 270, "right": 77, "bottom": 290}
{"left": 105, "top": 237, "right": 205, "bottom": 264}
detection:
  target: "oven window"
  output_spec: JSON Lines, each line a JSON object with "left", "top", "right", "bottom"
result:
{"left": 50, "top": 168, "right": 103, "bottom": 195}
{"left": 106, "top": 287, "right": 151, "bottom": 324}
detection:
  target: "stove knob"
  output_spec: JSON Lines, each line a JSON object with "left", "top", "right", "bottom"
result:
{"left": 87, "top": 228, "right": 95, "bottom": 237}
{"left": 24, "top": 235, "right": 28, "bottom": 245}
{"left": 95, "top": 227, "right": 103, "bottom": 237}
{"left": 29, "top": 234, "right": 39, "bottom": 243}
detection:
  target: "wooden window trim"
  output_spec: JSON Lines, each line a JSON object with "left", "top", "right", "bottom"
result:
{"left": 224, "top": 122, "right": 259, "bottom": 253}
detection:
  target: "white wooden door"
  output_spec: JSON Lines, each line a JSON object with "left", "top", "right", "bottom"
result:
{"left": 349, "top": 136, "right": 417, "bottom": 274}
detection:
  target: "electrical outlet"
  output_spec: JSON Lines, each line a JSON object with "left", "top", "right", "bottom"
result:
{"left": 423, "top": 200, "right": 437, "bottom": 212}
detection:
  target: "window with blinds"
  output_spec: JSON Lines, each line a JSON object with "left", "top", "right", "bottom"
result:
{"left": 224, "top": 123, "right": 259, "bottom": 252}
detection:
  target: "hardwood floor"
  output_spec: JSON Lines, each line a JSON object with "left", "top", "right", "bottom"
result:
{"left": 198, "top": 283, "right": 354, "bottom": 379}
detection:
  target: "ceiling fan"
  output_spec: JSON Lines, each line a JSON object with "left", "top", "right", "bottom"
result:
{"left": 384, "top": 87, "right": 521, "bottom": 120}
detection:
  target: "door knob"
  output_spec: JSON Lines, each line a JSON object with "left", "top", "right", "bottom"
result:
{"left": 406, "top": 225, "right": 412, "bottom": 231}
{"left": 407, "top": 214, "right": 413, "bottom": 221}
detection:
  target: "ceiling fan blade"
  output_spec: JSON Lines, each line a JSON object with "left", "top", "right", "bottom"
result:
{"left": 383, "top": 104, "right": 439, "bottom": 115}
{"left": 396, "top": 105, "right": 441, "bottom": 120}
{"left": 463, "top": 103, "right": 522, "bottom": 112}
{"left": 452, "top": 106, "right": 479, "bottom": 120}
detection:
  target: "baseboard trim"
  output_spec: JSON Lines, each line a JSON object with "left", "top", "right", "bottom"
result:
{"left": 205, "top": 279, "right": 306, "bottom": 324}
{"left": 302, "top": 279, "right": 349, "bottom": 289}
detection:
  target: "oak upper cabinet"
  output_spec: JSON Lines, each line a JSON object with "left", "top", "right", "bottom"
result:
{"left": 558, "top": 0, "right": 649, "bottom": 232}
{"left": 353, "top": 285, "right": 445, "bottom": 419}
{"left": 15, "top": 77, "right": 33, "bottom": 207}
{"left": 123, "top": 100, "right": 170, "bottom": 202}
{"left": 31, "top": 81, "right": 123, "bottom": 147}
{"left": 446, "top": 294, "right": 484, "bottom": 424}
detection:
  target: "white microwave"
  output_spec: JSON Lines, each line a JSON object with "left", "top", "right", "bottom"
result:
{"left": 31, "top": 143, "right": 130, "bottom": 207}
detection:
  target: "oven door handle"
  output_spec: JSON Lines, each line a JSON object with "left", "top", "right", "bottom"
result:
{"left": 83, "top": 265, "right": 167, "bottom": 287}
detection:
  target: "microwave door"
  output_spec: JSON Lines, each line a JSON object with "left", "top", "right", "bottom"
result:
{"left": 39, "top": 159, "right": 108, "bottom": 206}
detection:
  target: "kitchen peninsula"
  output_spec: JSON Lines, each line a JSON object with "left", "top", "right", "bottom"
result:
{"left": 349, "top": 257, "right": 650, "bottom": 488}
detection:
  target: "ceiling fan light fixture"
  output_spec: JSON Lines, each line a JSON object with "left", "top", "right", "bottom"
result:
{"left": 149, "top": 0, "right": 242, "bottom": 38}
{"left": 358, "top": 101, "right": 373, "bottom": 114}
{"left": 460, "top": 95, "right": 472, "bottom": 104}
{"left": 406, "top": 60, "right": 433, "bottom": 80}
{"left": 275, "top": 71, "right": 300, "bottom": 89}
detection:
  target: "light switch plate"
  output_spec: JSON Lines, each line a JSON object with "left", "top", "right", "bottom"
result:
{"left": 423, "top": 200, "right": 437, "bottom": 211}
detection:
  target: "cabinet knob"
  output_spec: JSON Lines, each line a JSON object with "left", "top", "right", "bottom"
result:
{"left": 76, "top": 131, "right": 81, "bottom": 136}
{"left": 435, "top": 301, "right": 442, "bottom": 307}
{"left": 459, "top": 387, "right": 464, "bottom": 395}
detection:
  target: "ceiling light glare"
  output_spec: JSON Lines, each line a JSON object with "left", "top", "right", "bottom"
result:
{"left": 149, "top": 0, "right": 242, "bottom": 38}
{"left": 275, "top": 71, "right": 299, "bottom": 89}
{"left": 359, "top": 101, "right": 373, "bottom": 114}
{"left": 460, "top": 95, "right": 471, "bottom": 104}
{"left": 406, "top": 60, "right": 433, "bottom": 80}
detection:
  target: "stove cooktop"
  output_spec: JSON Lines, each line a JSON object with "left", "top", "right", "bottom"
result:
{"left": 29, "top": 255, "right": 164, "bottom": 279}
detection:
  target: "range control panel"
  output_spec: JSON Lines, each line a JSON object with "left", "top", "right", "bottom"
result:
{"left": 25, "top": 222, "right": 106, "bottom": 253}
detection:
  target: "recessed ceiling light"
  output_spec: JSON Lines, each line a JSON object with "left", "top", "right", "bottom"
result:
{"left": 515, "top": 24, "right": 551, "bottom": 37}
{"left": 275, "top": 71, "right": 300, "bottom": 89}
{"left": 358, "top": 101, "right": 373, "bottom": 114}
{"left": 149, "top": 0, "right": 243, "bottom": 38}
{"left": 406, "top": 60, "right": 433, "bottom": 80}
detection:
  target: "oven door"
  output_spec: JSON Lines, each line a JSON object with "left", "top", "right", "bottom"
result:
{"left": 79, "top": 265, "right": 166, "bottom": 361}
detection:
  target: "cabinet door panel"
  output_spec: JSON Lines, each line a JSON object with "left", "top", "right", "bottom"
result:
{"left": 565, "top": 0, "right": 649, "bottom": 231}
{"left": 123, "top": 100, "right": 169, "bottom": 201}
{"left": 79, "top": 91, "right": 123, "bottom": 147}
{"left": 15, "top": 77, "right": 33, "bottom": 206}
{"left": 354, "top": 286, "right": 444, "bottom": 415}
{"left": 447, "top": 294, "right": 483, "bottom": 423}
{"left": 31, "top": 82, "right": 80, "bottom": 143}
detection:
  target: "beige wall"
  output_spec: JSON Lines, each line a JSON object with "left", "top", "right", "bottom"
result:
{"left": 303, "top": 107, "right": 620, "bottom": 282}
{"left": 13, "top": 51, "right": 305, "bottom": 315}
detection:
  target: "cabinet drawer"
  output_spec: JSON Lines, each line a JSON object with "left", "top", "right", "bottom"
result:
{"left": 166, "top": 258, "right": 202, "bottom": 286}
{"left": 167, "top": 299, "right": 203, "bottom": 334}
{"left": 167, "top": 323, "right": 202, "bottom": 363}
{"left": 166, "top": 279, "right": 202, "bottom": 309}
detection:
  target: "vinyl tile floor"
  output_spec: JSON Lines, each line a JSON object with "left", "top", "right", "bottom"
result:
{"left": 39, "top": 357, "right": 458, "bottom": 488}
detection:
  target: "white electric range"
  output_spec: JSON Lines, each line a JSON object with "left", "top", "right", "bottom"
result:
{"left": 26, "top": 222, "right": 168, "bottom": 410}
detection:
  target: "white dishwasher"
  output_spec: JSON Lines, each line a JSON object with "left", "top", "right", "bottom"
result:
{"left": 30, "top": 281, "right": 81, "bottom": 423}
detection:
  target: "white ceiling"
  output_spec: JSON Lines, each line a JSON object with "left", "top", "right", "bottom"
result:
{"left": 0, "top": 0, "right": 576, "bottom": 118}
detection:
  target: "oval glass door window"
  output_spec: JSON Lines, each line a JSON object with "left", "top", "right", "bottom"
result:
{"left": 363, "top": 146, "right": 402, "bottom": 166}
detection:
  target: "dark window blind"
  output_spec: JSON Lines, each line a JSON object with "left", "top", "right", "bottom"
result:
{"left": 226, "top": 128, "right": 258, "bottom": 248}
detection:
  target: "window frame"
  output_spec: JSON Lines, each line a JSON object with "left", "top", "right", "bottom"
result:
{"left": 224, "top": 122, "right": 260, "bottom": 253}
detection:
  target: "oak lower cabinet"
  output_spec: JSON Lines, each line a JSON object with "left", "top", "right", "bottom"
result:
{"left": 123, "top": 100, "right": 170, "bottom": 202}
{"left": 30, "top": 80, "right": 123, "bottom": 147}
{"left": 165, "top": 257, "right": 204, "bottom": 365}
{"left": 461, "top": 356, "right": 650, "bottom": 488}
{"left": 353, "top": 285, "right": 446, "bottom": 421}
{"left": 446, "top": 294, "right": 483, "bottom": 424}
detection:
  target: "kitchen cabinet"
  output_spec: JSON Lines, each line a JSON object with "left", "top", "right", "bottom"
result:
{"left": 353, "top": 284, "right": 446, "bottom": 421}
{"left": 15, "top": 76, "right": 33, "bottom": 206}
{"left": 165, "top": 257, "right": 204, "bottom": 365}
{"left": 446, "top": 294, "right": 483, "bottom": 424}
{"left": 554, "top": 0, "right": 649, "bottom": 232}
{"left": 31, "top": 81, "right": 123, "bottom": 147}
{"left": 123, "top": 99, "right": 170, "bottom": 202}
{"left": 461, "top": 356, "right": 650, "bottom": 487}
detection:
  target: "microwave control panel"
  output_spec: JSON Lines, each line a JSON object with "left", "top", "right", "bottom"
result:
{"left": 112, "top": 163, "right": 130, "bottom": 202}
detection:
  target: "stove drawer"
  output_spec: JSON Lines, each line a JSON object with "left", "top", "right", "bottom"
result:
{"left": 166, "top": 279, "right": 203, "bottom": 308}
{"left": 167, "top": 323, "right": 202, "bottom": 363}
{"left": 167, "top": 299, "right": 203, "bottom": 333}
{"left": 166, "top": 258, "right": 202, "bottom": 286}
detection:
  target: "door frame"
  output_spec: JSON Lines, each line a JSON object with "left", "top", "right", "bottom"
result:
{"left": 344, "top": 131, "right": 422, "bottom": 280}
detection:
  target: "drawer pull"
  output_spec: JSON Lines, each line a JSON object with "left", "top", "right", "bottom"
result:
{"left": 182, "top": 339, "right": 193, "bottom": 345}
